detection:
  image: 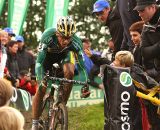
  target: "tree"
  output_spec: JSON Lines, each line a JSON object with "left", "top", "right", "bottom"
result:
{"left": 24, "top": 0, "right": 46, "bottom": 49}
{"left": 0, "top": 0, "right": 46, "bottom": 49}
{"left": 0, "top": 1, "right": 8, "bottom": 29}
{"left": 0, "top": 0, "right": 115, "bottom": 50}
{"left": 68, "top": 0, "right": 111, "bottom": 51}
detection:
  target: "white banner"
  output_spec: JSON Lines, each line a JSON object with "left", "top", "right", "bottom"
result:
{"left": 8, "top": 0, "right": 29, "bottom": 35}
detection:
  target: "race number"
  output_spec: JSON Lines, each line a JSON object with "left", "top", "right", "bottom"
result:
{"left": 38, "top": 43, "right": 46, "bottom": 51}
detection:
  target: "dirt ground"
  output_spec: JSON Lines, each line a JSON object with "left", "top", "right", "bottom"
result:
{"left": 21, "top": 110, "right": 32, "bottom": 130}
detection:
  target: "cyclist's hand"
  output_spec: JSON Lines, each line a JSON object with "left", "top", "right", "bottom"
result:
{"left": 41, "top": 77, "right": 48, "bottom": 88}
{"left": 81, "top": 84, "right": 90, "bottom": 98}
{"left": 42, "top": 72, "right": 50, "bottom": 87}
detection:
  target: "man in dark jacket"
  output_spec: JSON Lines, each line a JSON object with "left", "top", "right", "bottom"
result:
{"left": 6, "top": 40, "right": 19, "bottom": 86}
{"left": 16, "top": 35, "right": 35, "bottom": 75}
{"left": 134, "top": 0, "right": 160, "bottom": 82}
{"left": 134, "top": 0, "right": 160, "bottom": 129}
{"left": 92, "top": 0, "right": 123, "bottom": 59}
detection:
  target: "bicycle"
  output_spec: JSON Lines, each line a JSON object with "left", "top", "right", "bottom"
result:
{"left": 39, "top": 73, "right": 90, "bottom": 130}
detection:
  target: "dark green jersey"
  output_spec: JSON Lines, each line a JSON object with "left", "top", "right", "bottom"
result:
{"left": 35, "top": 28, "right": 88, "bottom": 82}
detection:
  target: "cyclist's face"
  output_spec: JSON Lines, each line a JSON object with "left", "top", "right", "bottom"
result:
{"left": 57, "top": 33, "right": 71, "bottom": 48}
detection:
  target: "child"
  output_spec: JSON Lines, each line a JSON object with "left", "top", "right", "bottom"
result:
{"left": 84, "top": 49, "right": 152, "bottom": 130}
{"left": 0, "top": 78, "right": 13, "bottom": 106}
{"left": 129, "top": 21, "right": 144, "bottom": 66}
{"left": 0, "top": 106, "right": 25, "bottom": 130}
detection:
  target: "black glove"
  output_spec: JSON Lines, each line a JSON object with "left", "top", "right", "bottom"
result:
{"left": 81, "top": 84, "right": 90, "bottom": 98}
{"left": 42, "top": 74, "right": 49, "bottom": 87}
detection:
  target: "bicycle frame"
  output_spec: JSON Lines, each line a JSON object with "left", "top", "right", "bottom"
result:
{"left": 40, "top": 74, "right": 88, "bottom": 130}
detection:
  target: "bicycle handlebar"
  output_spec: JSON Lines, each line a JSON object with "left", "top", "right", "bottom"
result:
{"left": 46, "top": 76, "right": 87, "bottom": 85}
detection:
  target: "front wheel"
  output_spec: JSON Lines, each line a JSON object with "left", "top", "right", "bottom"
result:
{"left": 39, "top": 94, "right": 54, "bottom": 130}
{"left": 50, "top": 103, "right": 68, "bottom": 130}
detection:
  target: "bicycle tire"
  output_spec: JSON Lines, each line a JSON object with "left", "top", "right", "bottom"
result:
{"left": 39, "top": 95, "right": 53, "bottom": 130}
{"left": 51, "top": 103, "right": 68, "bottom": 130}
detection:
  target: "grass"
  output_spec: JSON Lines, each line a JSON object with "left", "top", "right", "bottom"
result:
{"left": 23, "top": 103, "right": 104, "bottom": 130}
{"left": 68, "top": 103, "right": 104, "bottom": 130}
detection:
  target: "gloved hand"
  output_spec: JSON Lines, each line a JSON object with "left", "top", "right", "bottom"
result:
{"left": 81, "top": 84, "right": 90, "bottom": 98}
{"left": 41, "top": 74, "right": 49, "bottom": 88}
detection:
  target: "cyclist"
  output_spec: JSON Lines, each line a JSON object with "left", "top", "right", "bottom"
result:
{"left": 32, "top": 16, "right": 90, "bottom": 130}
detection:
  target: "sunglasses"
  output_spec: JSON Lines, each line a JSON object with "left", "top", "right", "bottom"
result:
{"left": 58, "top": 34, "right": 71, "bottom": 42}
{"left": 95, "top": 11, "right": 105, "bottom": 17}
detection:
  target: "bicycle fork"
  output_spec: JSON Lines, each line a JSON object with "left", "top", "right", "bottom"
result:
{"left": 49, "top": 105, "right": 59, "bottom": 130}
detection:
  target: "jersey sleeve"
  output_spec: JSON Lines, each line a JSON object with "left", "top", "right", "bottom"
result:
{"left": 76, "top": 50, "right": 88, "bottom": 82}
{"left": 72, "top": 35, "right": 88, "bottom": 82}
{"left": 35, "top": 28, "right": 56, "bottom": 81}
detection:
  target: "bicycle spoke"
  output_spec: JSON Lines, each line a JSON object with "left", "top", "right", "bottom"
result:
{"left": 51, "top": 103, "right": 68, "bottom": 130}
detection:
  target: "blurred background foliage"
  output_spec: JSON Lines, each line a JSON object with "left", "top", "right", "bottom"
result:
{"left": 0, "top": 0, "right": 115, "bottom": 50}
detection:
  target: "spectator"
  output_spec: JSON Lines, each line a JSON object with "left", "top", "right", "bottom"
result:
{"left": 82, "top": 38, "right": 101, "bottom": 74}
{"left": 101, "top": 38, "right": 114, "bottom": 61}
{"left": 6, "top": 40, "right": 19, "bottom": 86}
{"left": 82, "top": 38, "right": 103, "bottom": 89}
{"left": 0, "top": 30, "right": 9, "bottom": 46}
{"left": 0, "top": 106, "right": 25, "bottom": 130}
{"left": 134, "top": 0, "right": 160, "bottom": 82}
{"left": 85, "top": 49, "right": 146, "bottom": 130}
{"left": 3, "top": 27, "right": 15, "bottom": 42}
{"left": 0, "top": 30, "right": 8, "bottom": 78}
{"left": 89, "top": 65, "right": 104, "bottom": 89}
{"left": 134, "top": 0, "right": 160, "bottom": 129}
{"left": 116, "top": 0, "right": 141, "bottom": 51}
{"left": 92, "top": 0, "right": 123, "bottom": 59}
{"left": 82, "top": 38, "right": 94, "bottom": 74}
{"left": 107, "top": 38, "right": 114, "bottom": 51}
{"left": 89, "top": 39, "right": 114, "bottom": 89}
{"left": 19, "top": 70, "right": 37, "bottom": 96}
{"left": 16, "top": 35, "right": 35, "bottom": 75}
{"left": 129, "top": 21, "right": 144, "bottom": 66}
{"left": 0, "top": 78, "right": 13, "bottom": 106}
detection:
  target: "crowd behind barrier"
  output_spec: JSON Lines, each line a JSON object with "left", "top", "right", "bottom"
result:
{"left": 0, "top": 0, "right": 160, "bottom": 130}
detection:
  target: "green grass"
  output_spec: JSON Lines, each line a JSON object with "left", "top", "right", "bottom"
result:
{"left": 22, "top": 103, "right": 104, "bottom": 130}
{"left": 68, "top": 103, "right": 104, "bottom": 130}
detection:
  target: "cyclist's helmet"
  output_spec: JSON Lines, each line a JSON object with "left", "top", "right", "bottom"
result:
{"left": 57, "top": 16, "right": 76, "bottom": 37}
